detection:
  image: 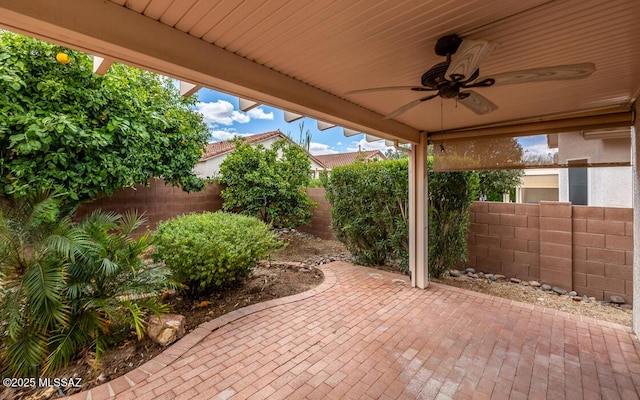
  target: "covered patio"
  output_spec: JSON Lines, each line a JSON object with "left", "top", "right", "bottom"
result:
{"left": 1, "top": 2, "right": 640, "bottom": 397}
{"left": 67, "top": 262, "right": 640, "bottom": 399}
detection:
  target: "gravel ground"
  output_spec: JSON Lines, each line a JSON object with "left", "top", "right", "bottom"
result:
{"left": 275, "top": 230, "right": 634, "bottom": 327}
{"left": 434, "top": 273, "right": 632, "bottom": 327}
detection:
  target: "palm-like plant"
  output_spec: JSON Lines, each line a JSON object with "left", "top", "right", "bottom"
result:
{"left": 0, "top": 193, "right": 92, "bottom": 376}
{"left": 49, "top": 210, "right": 175, "bottom": 372}
{"left": 0, "top": 194, "right": 176, "bottom": 377}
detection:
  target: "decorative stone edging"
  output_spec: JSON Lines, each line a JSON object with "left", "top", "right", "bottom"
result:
{"left": 65, "top": 263, "right": 337, "bottom": 400}
{"left": 428, "top": 280, "right": 634, "bottom": 333}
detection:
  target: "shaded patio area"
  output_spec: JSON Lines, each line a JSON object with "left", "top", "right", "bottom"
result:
{"left": 69, "top": 262, "right": 640, "bottom": 400}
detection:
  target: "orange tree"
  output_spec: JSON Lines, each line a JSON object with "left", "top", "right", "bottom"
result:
{"left": 0, "top": 32, "right": 209, "bottom": 202}
{"left": 218, "top": 138, "right": 315, "bottom": 228}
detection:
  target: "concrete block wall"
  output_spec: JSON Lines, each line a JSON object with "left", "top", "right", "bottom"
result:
{"left": 76, "top": 179, "right": 224, "bottom": 232}
{"left": 77, "top": 182, "right": 336, "bottom": 239}
{"left": 468, "top": 201, "right": 634, "bottom": 303}
{"left": 571, "top": 206, "right": 633, "bottom": 302}
{"left": 296, "top": 188, "right": 336, "bottom": 240}
{"left": 468, "top": 202, "right": 540, "bottom": 282}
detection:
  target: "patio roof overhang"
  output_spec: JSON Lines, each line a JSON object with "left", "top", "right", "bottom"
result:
{"left": 0, "top": 0, "right": 638, "bottom": 144}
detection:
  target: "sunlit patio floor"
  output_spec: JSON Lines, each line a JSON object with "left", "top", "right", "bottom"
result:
{"left": 68, "top": 261, "right": 640, "bottom": 400}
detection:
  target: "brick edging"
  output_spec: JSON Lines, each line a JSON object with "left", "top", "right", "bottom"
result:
{"left": 65, "top": 263, "right": 338, "bottom": 400}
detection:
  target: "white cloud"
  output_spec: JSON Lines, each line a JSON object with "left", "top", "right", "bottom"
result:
{"left": 208, "top": 128, "right": 253, "bottom": 142}
{"left": 346, "top": 138, "right": 394, "bottom": 153}
{"left": 247, "top": 107, "right": 274, "bottom": 120}
{"left": 336, "top": 141, "right": 343, "bottom": 146}
{"left": 524, "top": 143, "right": 558, "bottom": 157}
{"left": 309, "top": 142, "right": 339, "bottom": 155}
{"left": 195, "top": 101, "right": 273, "bottom": 127}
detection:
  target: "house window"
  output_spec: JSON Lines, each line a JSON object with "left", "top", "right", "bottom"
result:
{"left": 568, "top": 159, "right": 588, "bottom": 205}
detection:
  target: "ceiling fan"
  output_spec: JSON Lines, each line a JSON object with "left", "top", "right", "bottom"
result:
{"left": 346, "top": 34, "right": 595, "bottom": 119}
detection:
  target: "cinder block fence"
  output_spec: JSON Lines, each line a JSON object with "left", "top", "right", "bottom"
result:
{"left": 468, "top": 201, "right": 633, "bottom": 303}
{"left": 77, "top": 180, "right": 335, "bottom": 239}
{"left": 79, "top": 182, "right": 633, "bottom": 305}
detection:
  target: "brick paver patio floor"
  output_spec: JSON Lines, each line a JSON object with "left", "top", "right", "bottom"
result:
{"left": 68, "top": 261, "right": 640, "bottom": 400}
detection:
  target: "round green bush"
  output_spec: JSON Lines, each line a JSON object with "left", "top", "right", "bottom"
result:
{"left": 153, "top": 212, "right": 281, "bottom": 292}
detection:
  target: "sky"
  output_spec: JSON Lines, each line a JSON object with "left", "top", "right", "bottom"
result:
{"left": 194, "top": 88, "right": 393, "bottom": 156}
{"left": 194, "top": 88, "right": 555, "bottom": 160}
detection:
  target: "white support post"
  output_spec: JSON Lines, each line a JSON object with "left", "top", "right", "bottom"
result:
{"left": 633, "top": 101, "right": 640, "bottom": 337}
{"left": 409, "top": 133, "right": 429, "bottom": 288}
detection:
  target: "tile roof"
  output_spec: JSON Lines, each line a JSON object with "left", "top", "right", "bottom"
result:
{"left": 199, "top": 131, "right": 328, "bottom": 169}
{"left": 314, "top": 150, "right": 386, "bottom": 169}
{"left": 200, "top": 130, "right": 284, "bottom": 160}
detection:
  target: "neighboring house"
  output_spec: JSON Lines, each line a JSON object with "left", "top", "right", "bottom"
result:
{"left": 515, "top": 169, "right": 560, "bottom": 204}
{"left": 314, "top": 150, "right": 387, "bottom": 177}
{"left": 548, "top": 129, "right": 632, "bottom": 207}
{"left": 194, "top": 130, "right": 327, "bottom": 178}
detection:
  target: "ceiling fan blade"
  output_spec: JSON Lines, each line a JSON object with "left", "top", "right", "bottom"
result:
{"left": 446, "top": 39, "right": 497, "bottom": 82}
{"left": 346, "top": 86, "right": 436, "bottom": 95}
{"left": 458, "top": 91, "right": 498, "bottom": 115}
{"left": 479, "top": 63, "right": 595, "bottom": 86}
{"left": 384, "top": 94, "right": 439, "bottom": 119}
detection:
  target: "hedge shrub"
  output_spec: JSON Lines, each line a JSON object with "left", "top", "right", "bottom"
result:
{"left": 427, "top": 165, "right": 478, "bottom": 277}
{"left": 324, "top": 159, "right": 409, "bottom": 269}
{"left": 153, "top": 212, "right": 280, "bottom": 293}
{"left": 325, "top": 158, "right": 477, "bottom": 277}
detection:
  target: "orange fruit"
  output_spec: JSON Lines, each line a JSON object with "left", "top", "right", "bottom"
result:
{"left": 56, "top": 52, "right": 70, "bottom": 64}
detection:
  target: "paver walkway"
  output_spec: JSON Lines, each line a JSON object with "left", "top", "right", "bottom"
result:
{"left": 68, "top": 262, "right": 640, "bottom": 400}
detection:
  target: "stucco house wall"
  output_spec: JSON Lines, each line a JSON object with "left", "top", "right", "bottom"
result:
{"left": 555, "top": 132, "right": 631, "bottom": 207}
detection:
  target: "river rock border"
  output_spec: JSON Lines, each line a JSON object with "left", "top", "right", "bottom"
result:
{"left": 449, "top": 268, "right": 632, "bottom": 310}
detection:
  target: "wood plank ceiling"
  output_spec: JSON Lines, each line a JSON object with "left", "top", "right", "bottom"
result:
{"left": 0, "top": 0, "right": 638, "bottom": 142}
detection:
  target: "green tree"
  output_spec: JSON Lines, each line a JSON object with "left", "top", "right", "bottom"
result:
{"left": 0, "top": 32, "right": 209, "bottom": 202}
{"left": 384, "top": 147, "right": 410, "bottom": 160}
{"left": 476, "top": 169, "right": 523, "bottom": 201}
{"left": 218, "top": 138, "right": 315, "bottom": 228}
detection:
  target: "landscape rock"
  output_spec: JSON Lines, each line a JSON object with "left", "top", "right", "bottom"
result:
{"left": 469, "top": 273, "right": 479, "bottom": 279}
{"left": 147, "top": 314, "right": 186, "bottom": 346}
{"left": 521, "top": 281, "right": 529, "bottom": 286}
{"left": 552, "top": 287, "right": 567, "bottom": 295}
{"left": 541, "top": 284, "right": 552, "bottom": 291}
{"left": 610, "top": 295, "right": 626, "bottom": 304}
{"left": 572, "top": 296, "right": 583, "bottom": 301}
{"left": 495, "top": 275, "right": 506, "bottom": 280}
{"left": 485, "top": 274, "right": 496, "bottom": 281}
{"left": 510, "top": 278, "right": 521, "bottom": 284}
{"left": 529, "top": 281, "right": 541, "bottom": 287}
{"left": 449, "top": 270, "right": 461, "bottom": 277}
{"left": 568, "top": 291, "right": 577, "bottom": 297}
{"left": 465, "top": 268, "right": 476, "bottom": 274}
{"left": 621, "top": 304, "right": 633, "bottom": 310}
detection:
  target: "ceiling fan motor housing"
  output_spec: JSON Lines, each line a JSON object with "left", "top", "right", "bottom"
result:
{"left": 434, "top": 34, "right": 463, "bottom": 57}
